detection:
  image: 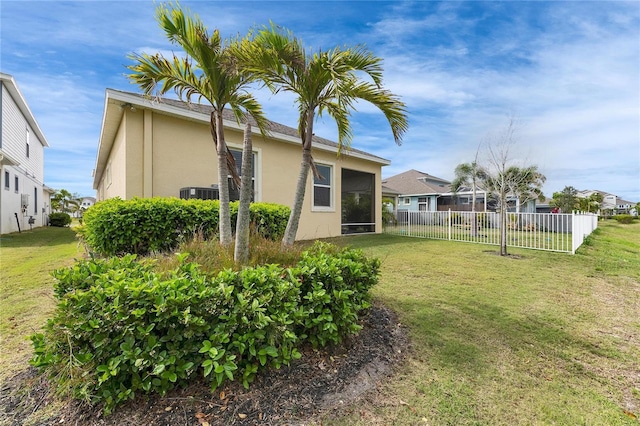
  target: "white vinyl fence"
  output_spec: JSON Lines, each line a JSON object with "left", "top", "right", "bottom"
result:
{"left": 384, "top": 210, "right": 598, "bottom": 254}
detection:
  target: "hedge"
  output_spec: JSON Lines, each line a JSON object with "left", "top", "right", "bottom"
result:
{"left": 80, "top": 197, "right": 290, "bottom": 256}
{"left": 30, "top": 242, "right": 380, "bottom": 413}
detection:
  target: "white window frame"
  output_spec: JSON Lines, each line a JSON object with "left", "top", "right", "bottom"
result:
{"left": 403, "top": 197, "right": 411, "bottom": 205}
{"left": 312, "top": 162, "right": 334, "bottom": 212}
{"left": 418, "top": 197, "right": 428, "bottom": 211}
{"left": 227, "top": 146, "right": 260, "bottom": 202}
{"left": 26, "top": 128, "right": 30, "bottom": 158}
{"left": 4, "top": 171, "right": 9, "bottom": 190}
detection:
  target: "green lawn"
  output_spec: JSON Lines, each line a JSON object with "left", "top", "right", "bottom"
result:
{"left": 1, "top": 221, "right": 638, "bottom": 425}
{"left": 0, "top": 226, "right": 84, "bottom": 381}
{"left": 326, "top": 220, "right": 640, "bottom": 425}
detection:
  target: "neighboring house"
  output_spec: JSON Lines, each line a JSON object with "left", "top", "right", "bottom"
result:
{"left": 382, "top": 169, "right": 488, "bottom": 212}
{"left": 74, "top": 196, "right": 96, "bottom": 218}
{"left": 382, "top": 169, "right": 451, "bottom": 212}
{"left": 383, "top": 168, "right": 542, "bottom": 213}
{"left": 93, "top": 89, "right": 390, "bottom": 240}
{"left": 0, "top": 73, "right": 50, "bottom": 234}
{"left": 535, "top": 197, "right": 554, "bottom": 213}
{"left": 577, "top": 189, "right": 635, "bottom": 215}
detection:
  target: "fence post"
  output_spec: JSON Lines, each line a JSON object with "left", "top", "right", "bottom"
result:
{"left": 448, "top": 209, "right": 452, "bottom": 241}
{"left": 571, "top": 211, "right": 577, "bottom": 254}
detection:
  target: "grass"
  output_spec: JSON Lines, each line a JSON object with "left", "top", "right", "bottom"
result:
{"left": 1, "top": 220, "right": 639, "bottom": 425}
{"left": 0, "top": 226, "right": 84, "bottom": 381}
{"left": 323, "top": 220, "right": 640, "bottom": 425}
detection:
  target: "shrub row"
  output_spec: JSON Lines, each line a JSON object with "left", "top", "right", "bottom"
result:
{"left": 30, "top": 242, "right": 380, "bottom": 413}
{"left": 80, "top": 198, "right": 290, "bottom": 256}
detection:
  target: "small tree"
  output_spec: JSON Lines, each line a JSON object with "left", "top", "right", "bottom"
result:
{"left": 479, "top": 117, "right": 546, "bottom": 256}
{"left": 128, "top": 3, "right": 269, "bottom": 249}
{"left": 51, "top": 189, "right": 80, "bottom": 214}
{"left": 504, "top": 165, "right": 546, "bottom": 213}
{"left": 233, "top": 24, "right": 408, "bottom": 246}
{"left": 550, "top": 186, "right": 579, "bottom": 213}
{"left": 451, "top": 147, "right": 488, "bottom": 236}
{"left": 577, "top": 192, "right": 602, "bottom": 214}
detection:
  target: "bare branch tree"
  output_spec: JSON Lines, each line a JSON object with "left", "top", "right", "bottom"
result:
{"left": 479, "top": 116, "right": 546, "bottom": 256}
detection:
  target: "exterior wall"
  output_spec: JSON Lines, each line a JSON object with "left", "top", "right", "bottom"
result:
{"left": 97, "top": 115, "right": 127, "bottom": 199}
{"left": 97, "top": 107, "right": 385, "bottom": 240}
{"left": 1, "top": 82, "right": 48, "bottom": 234}
{"left": 396, "top": 195, "right": 438, "bottom": 212}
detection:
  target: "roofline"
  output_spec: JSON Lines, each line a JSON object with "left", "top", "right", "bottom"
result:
{"left": 0, "top": 73, "right": 50, "bottom": 147}
{"left": 94, "top": 89, "right": 390, "bottom": 188}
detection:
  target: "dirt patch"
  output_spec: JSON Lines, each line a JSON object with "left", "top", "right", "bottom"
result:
{"left": 1, "top": 304, "right": 409, "bottom": 426}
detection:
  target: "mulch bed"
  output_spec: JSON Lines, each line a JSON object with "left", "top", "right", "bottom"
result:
{"left": 1, "top": 304, "right": 409, "bottom": 426}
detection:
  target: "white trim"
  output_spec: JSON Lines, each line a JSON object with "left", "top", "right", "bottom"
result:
{"left": 311, "top": 162, "right": 335, "bottom": 212}
{"left": 0, "top": 73, "right": 49, "bottom": 147}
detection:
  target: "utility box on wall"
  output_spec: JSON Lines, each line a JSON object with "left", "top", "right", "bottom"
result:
{"left": 21, "top": 194, "right": 29, "bottom": 212}
{"left": 179, "top": 186, "right": 219, "bottom": 200}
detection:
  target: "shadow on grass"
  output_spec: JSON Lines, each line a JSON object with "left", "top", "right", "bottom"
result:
{"left": 327, "top": 233, "right": 436, "bottom": 250}
{"left": 393, "top": 297, "right": 619, "bottom": 378}
{"left": 0, "top": 226, "right": 79, "bottom": 248}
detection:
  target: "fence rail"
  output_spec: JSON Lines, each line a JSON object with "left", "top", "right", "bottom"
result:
{"left": 384, "top": 210, "right": 598, "bottom": 254}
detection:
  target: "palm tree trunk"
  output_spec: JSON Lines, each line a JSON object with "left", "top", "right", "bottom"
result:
{"left": 282, "top": 109, "right": 315, "bottom": 247}
{"left": 234, "top": 122, "right": 252, "bottom": 264}
{"left": 213, "top": 111, "right": 233, "bottom": 247}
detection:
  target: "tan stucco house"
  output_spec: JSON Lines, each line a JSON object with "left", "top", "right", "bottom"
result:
{"left": 93, "top": 89, "right": 390, "bottom": 240}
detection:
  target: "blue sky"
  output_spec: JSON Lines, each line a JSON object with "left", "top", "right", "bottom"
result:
{"left": 2, "top": 1, "right": 639, "bottom": 201}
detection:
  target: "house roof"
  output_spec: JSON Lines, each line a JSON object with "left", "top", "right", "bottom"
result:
{"left": 382, "top": 169, "right": 452, "bottom": 196}
{"left": 0, "top": 73, "right": 49, "bottom": 148}
{"left": 93, "top": 89, "right": 390, "bottom": 189}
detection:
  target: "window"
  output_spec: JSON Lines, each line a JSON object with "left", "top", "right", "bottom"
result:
{"left": 403, "top": 197, "right": 411, "bottom": 205}
{"left": 4, "top": 171, "right": 9, "bottom": 190}
{"left": 26, "top": 128, "right": 30, "bottom": 158}
{"left": 34, "top": 187, "right": 38, "bottom": 214}
{"left": 418, "top": 197, "right": 427, "bottom": 211}
{"left": 313, "top": 164, "right": 332, "bottom": 209}
{"left": 14, "top": 176, "right": 19, "bottom": 193}
{"left": 227, "top": 148, "right": 256, "bottom": 201}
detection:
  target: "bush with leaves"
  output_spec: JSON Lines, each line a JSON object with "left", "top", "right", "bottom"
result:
{"left": 613, "top": 214, "right": 635, "bottom": 224}
{"left": 296, "top": 242, "right": 380, "bottom": 347}
{"left": 49, "top": 212, "right": 72, "bottom": 227}
{"left": 31, "top": 242, "right": 379, "bottom": 413}
{"left": 81, "top": 198, "right": 290, "bottom": 256}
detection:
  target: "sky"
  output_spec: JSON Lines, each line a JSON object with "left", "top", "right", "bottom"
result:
{"left": 1, "top": 1, "right": 639, "bottom": 202}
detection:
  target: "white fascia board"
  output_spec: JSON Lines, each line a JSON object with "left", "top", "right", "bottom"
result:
{"left": 0, "top": 73, "right": 50, "bottom": 147}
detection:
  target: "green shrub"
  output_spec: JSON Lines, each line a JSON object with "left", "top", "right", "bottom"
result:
{"left": 613, "top": 214, "right": 635, "bottom": 224}
{"left": 30, "top": 242, "right": 379, "bottom": 413}
{"left": 296, "top": 242, "right": 380, "bottom": 347}
{"left": 81, "top": 198, "right": 290, "bottom": 256}
{"left": 49, "top": 212, "right": 71, "bottom": 227}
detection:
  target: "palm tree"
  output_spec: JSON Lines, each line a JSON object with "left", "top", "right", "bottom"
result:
{"left": 504, "top": 165, "right": 546, "bottom": 213}
{"left": 234, "top": 24, "right": 409, "bottom": 246}
{"left": 451, "top": 160, "right": 487, "bottom": 236}
{"left": 234, "top": 121, "right": 253, "bottom": 264}
{"left": 450, "top": 147, "right": 487, "bottom": 213}
{"left": 128, "top": 3, "right": 269, "bottom": 248}
{"left": 51, "top": 189, "right": 80, "bottom": 214}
